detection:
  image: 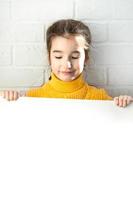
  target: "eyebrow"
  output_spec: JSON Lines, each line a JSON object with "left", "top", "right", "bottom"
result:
{"left": 52, "top": 50, "right": 80, "bottom": 54}
{"left": 52, "top": 50, "right": 62, "bottom": 53}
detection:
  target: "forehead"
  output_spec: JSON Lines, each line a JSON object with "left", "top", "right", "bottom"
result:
{"left": 50, "top": 35, "right": 85, "bottom": 51}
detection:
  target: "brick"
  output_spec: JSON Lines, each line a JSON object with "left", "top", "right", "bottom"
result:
{"left": 0, "top": 68, "right": 45, "bottom": 89}
{"left": 0, "top": 23, "right": 12, "bottom": 42}
{"left": 109, "top": 22, "right": 133, "bottom": 42}
{"left": 92, "top": 44, "right": 133, "bottom": 65}
{"left": 12, "top": 0, "right": 73, "bottom": 20}
{"left": 0, "top": 1, "right": 10, "bottom": 21}
{"left": 108, "top": 68, "right": 133, "bottom": 85}
{"left": 107, "top": 87, "right": 133, "bottom": 97}
{"left": 85, "top": 68, "right": 107, "bottom": 86}
{"left": 113, "top": 0, "right": 133, "bottom": 19}
{"left": 0, "top": 46, "right": 12, "bottom": 66}
{"left": 75, "top": 0, "right": 114, "bottom": 20}
{"left": 0, "top": 0, "right": 132, "bottom": 94}
{"left": 86, "top": 22, "right": 108, "bottom": 42}
{"left": 14, "top": 23, "right": 44, "bottom": 42}
{"left": 14, "top": 45, "right": 47, "bottom": 66}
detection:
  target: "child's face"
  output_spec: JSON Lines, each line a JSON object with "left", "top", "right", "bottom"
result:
{"left": 49, "top": 35, "right": 86, "bottom": 81}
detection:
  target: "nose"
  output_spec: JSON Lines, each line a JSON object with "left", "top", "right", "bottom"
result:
{"left": 66, "top": 61, "right": 72, "bottom": 69}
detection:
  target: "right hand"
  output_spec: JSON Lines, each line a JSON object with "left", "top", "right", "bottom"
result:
{"left": 0, "top": 91, "right": 25, "bottom": 101}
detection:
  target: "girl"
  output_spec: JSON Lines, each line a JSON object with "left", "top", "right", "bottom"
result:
{"left": 1, "top": 19, "right": 133, "bottom": 107}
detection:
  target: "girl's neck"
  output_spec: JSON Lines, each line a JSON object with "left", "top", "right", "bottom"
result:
{"left": 48, "top": 72, "right": 86, "bottom": 93}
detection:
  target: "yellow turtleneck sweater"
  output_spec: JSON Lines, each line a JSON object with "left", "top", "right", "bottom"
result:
{"left": 26, "top": 73, "right": 112, "bottom": 100}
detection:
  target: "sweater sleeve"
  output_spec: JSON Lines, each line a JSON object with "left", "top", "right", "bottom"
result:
{"left": 99, "top": 88, "right": 113, "bottom": 100}
{"left": 26, "top": 88, "right": 43, "bottom": 97}
{"left": 85, "top": 85, "right": 113, "bottom": 100}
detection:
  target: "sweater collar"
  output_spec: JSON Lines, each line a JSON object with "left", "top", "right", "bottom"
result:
{"left": 49, "top": 72, "right": 86, "bottom": 93}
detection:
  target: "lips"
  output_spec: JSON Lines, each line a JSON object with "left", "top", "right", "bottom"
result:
{"left": 61, "top": 71, "right": 75, "bottom": 73}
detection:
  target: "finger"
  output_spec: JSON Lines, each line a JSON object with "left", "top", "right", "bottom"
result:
{"left": 14, "top": 91, "right": 19, "bottom": 100}
{"left": 5, "top": 91, "right": 9, "bottom": 100}
{"left": 126, "top": 96, "right": 133, "bottom": 105}
{"left": 11, "top": 91, "right": 19, "bottom": 101}
{"left": 114, "top": 97, "right": 119, "bottom": 105}
{"left": 9, "top": 91, "right": 14, "bottom": 101}
{"left": 19, "top": 91, "right": 26, "bottom": 97}
{"left": 130, "top": 97, "right": 133, "bottom": 102}
{"left": 122, "top": 98, "right": 127, "bottom": 107}
{"left": 118, "top": 96, "right": 124, "bottom": 107}
{"left": 120, "top": 95, "right": 132, "bottom": 107}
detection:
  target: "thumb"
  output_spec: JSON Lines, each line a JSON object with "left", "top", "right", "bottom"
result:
{"left": 19, "top": 91, "right": 26, "bottom": 97}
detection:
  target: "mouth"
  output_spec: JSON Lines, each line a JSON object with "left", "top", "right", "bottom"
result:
{"left": 60, "top": 71, "right": 75, "bottom": 74}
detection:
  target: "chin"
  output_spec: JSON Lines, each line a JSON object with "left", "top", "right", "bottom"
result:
{"left": 57, "top": 71, "right": 79, "bottom": 81}
{"left": 61, "top": 77, "right": 71, "bottom": 81}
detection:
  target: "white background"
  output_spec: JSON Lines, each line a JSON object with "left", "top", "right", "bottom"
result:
{"left": 0, "top": 98, "right": 133, "bottom": 200}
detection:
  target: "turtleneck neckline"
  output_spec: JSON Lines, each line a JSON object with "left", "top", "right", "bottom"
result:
{"left": 48, "top": 72, "right": 86, "bottom": 93}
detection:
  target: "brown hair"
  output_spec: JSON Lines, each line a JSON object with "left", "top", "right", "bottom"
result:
{"left": 46, "top": 19, "right": 92, "bottom": 64}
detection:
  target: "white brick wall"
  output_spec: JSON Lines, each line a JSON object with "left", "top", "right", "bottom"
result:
{"left": 0, "top": 0, "right": 133, "bottom": 97}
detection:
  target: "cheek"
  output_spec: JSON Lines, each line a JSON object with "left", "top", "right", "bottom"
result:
{"left": 50, "top": 59, "right": 60, "bottom": 72}
{"left": 72, "top": 59, "right": 84, "bottom": 68}
{"left": 51, "top": 60, "right": 59, "bottom": 68}
{"left": 78, "top": 58, "right": 85, "bottom": 68}
{"left": 50, "top": 57, "right": 56, "bottom": 67}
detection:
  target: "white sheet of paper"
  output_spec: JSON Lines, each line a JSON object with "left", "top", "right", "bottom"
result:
{"left": 0, "top": 98, "right": 132, "bottom": 200}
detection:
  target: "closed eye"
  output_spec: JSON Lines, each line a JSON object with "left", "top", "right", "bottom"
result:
{"left": 55, "top": 56, "right": 62, "bottom": 59}
{"left": 72, "top": 57, "right": 79, "bottom": 59}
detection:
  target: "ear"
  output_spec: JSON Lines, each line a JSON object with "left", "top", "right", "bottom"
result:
{"left": 84, "top": 56, "right": 89, "bottom": 66}
{"left": 84, "top": 51, "right": 90, "bottom": 66}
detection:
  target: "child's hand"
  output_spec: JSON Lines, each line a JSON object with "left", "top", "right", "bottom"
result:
{"left": 0, "top": 91, "right": 25, "bottom": 101}
{"left": 114, "top": 95, "right": 133, "bottom": 107}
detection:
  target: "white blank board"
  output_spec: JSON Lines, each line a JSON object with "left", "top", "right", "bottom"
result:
{"left": 0, "top": 97, "right": 133, "bottom": 200}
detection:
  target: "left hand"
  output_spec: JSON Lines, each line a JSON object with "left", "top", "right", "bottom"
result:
{"left": 114, "top": 95, "right": 133, "bottom": 107}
